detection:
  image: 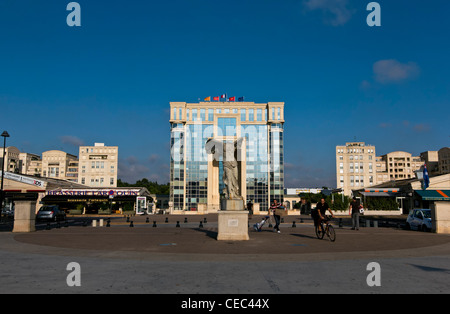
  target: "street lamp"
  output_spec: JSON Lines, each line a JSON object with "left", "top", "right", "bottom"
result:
{"left": 1, "top": 131, "right": 10, "bottom": 213}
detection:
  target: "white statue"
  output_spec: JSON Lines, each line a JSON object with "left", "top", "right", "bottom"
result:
{"left": 206, "top": 138, "right": 244, "bottom": 200}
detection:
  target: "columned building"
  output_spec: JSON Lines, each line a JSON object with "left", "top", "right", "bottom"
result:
{"left": 169, "top": 101, "right": 285, "bottom": 212}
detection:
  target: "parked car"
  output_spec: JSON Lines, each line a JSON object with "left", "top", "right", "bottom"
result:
{"left": 36, "top": 205, "right": 66, "bottom": 222}
{"left": 406, "top": 209, "right": 432, "bottom": 232}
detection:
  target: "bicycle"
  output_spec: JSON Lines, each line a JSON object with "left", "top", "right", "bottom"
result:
{"left": 315, "top": 215, "right": 336, "bottom": 242}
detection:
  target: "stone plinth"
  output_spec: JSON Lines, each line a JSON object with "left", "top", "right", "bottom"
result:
{"left": 220, "top": 199, "right": 244, "bottom": 211}
{"left": 217, "top": 210, "right": 249, "bottom": 241}
{"left": 13, "top": 200, "right": 36, "bottom": 233}
{"left": 431, "top": 201, "right": 450, "bottom": 234}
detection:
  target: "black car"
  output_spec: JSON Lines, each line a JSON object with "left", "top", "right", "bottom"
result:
{"left": 36, "top": 205, "right": 66, "bottom": 222}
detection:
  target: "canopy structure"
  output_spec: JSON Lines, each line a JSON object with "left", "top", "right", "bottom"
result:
{"left": 415, "top": 190, "right": 450, "bottom": 201}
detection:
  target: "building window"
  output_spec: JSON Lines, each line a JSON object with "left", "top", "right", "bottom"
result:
{"left": 241, "top": 109, "right": 246, "bottom": 122}
{"left": 208, "top": 109, "right": 214, "bottom": 121}
{"left": 249, "top": 109, "right": 254, "bottom": 121}
{"left": 257, "top": 109, "right": 262, "bottom": 121}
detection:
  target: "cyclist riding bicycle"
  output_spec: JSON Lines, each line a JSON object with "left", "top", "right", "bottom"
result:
{"left": 313, "top": 198, "right": 335, "bottom": 233}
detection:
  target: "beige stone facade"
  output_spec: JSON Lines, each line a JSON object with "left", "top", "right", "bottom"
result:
{"left": 438, "top": 147, "right": 450, "bottom": 175}
{"left": 1, "top": 146, "right": 21, "bottom": 173}
{"left": 78, "top": 143, "right": 118, "bottom": 187}
{"left": 336, "top": 142, "right": 377, "bottom": 196}
{"left": 42, "top": 150, "right": 78, "bottom": 182}
{"left": 337, "top": 142, "right": 429, "bottom": 196}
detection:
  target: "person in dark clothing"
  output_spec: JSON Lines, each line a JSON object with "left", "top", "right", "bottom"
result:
{"left": 313, "top": 198, "right": 335, "bottom": 232}
{"left": 349, "top": 197, "right": 361, "bottom": 230}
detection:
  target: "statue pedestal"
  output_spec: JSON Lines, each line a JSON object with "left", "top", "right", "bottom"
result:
{"left": 217, "top": 199, "right": 249, "bottom": 241}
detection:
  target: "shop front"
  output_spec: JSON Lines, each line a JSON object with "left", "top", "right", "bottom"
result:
{"left": 42, "top": 188, "right": 152, "bottom": 215}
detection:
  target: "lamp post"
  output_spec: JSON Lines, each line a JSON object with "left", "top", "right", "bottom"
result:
{"left": 1, "top": 131, "right": 10, "bottom": 215}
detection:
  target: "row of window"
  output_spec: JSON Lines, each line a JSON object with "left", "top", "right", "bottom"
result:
{"left": 172, "top": 107, "right": 283, "bottom": 122}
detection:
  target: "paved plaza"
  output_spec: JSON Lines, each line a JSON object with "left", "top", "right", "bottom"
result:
{"left": 0, "top": 215, "right": 449, "bottom": 294}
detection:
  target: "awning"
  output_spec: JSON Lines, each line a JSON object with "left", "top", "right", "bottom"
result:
{"left": 415, "top": 190, "right": 450, "bottom": 201}
{"left": 360, "top": 191, "right": 398, "bottom": 197}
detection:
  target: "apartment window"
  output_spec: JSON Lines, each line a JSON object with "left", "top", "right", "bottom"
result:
{"left": 277, "top": 107, "right": 281, "bottom": 120}
{"left": 369, "top": 163, "right": 373, "bottom": 173}
{"left": 173, "top": 108, "right": 177, "bottom": 120}
{"left": 192, "top": 109, "right": 197, "bottom": 121}
{"left": 186, "top": 109, "right": 190, "bottom": 121}
{"left": 339, "top": 162, "right": 344, "bottom": 173}
{"left": 350, "top": 176, "right": 354, "bottom": 187}
{"left": 349, "top": 163, "right": 354, "bottom": 173}
{"left": 110, "top": 178, "right": 114, "bottom": 185}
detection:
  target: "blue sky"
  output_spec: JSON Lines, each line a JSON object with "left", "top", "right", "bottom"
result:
{"left": 1, "top": 0, "right": 449, "bottom": 188}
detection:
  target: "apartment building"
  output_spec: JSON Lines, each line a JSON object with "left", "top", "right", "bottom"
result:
{"left": 42, "top": 150, "right": 78, "bottom": 182}
{"left": 336, "top": 142, "right": 377, "bottom": 196}
{"left": 336, "top": 142, "right": 450, "bottom": 196}
{"left": 438, "top": 147, "right": 450, "bottom": 175}
{"left": 78, "top": 143, "right": 118, "bottom": 187}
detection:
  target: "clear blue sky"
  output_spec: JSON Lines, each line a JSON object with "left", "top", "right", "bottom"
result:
{"left": 1, "top": 0, "right": 449, "bottom": 188}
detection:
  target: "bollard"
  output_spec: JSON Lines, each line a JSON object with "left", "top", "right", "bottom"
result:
{"left": 92, "top": 220, "right": 97, "bottom": 227}
{"left": 339, "top": 218, "right": 343, "bottom": 228}
{"left": 130, "top": 221, "right": 134, "bottom": 227}
{"left": 146, "top": 217, "right": 149, "bottom": 223}
{"left": 106, "top": 218, "right": 111, "bottom": 227}
{"left": 99, "top": 219, "right": 104, "bottom": 227}
{"left": 126, "top": 216, "right": 130, "bottom": 223}
{"left": 373, "top": 220, "right": 378, "bottom": 228}
{"left": 176, "top": 221, "right": 180, "bottom": 228}
{"left": 292, "top": 221, "right": 296, "bottom": 228}
{"left": 203, "top": 217, "right": 207, "bottom": 223}
{"left": 300, "top": 218, "right": 304, "bottom": 223}
{"left": 153, "top": 221, "right": 157, "bottom": 227}
{"left": 199, "top": 221, "right": 203, "bottom": 228}
{"left": 165, "top": 217, "right": 169, "bottom": 223}
{"left": 184, "top": 217, "right": 188, "bottom": 223}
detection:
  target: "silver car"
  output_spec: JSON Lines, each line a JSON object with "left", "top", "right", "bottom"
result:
{"left": 406, "top": 209, "right": 432, "bottom": 232}
{"left": 36, "top": 205, "right": 66, "bottom": 222}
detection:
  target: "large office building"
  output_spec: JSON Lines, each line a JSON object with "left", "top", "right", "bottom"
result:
{"left": 169, "top": 100, "right": 285, "bottom": 212}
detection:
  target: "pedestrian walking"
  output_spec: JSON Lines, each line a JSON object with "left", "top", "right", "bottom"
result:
{"left": 349, "top": 197, "right": 361, "bottom": 230}
{"left": 270, "top": 200, "right": 284, "bottom": 233}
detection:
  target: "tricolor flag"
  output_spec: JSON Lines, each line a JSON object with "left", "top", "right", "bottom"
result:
{"left": 238, "top": 96, "right": 244, "bottom": 102}
{"left": 423, "top": 164, "right": 430, "bottom": 190}
{"left": 213, "top": 96, "right": 219, "bottom": 101}
{"left": 220, "top": 94, "right": 227, "bottom": 99}
{"left": 204, "top": 96, "right": 211, "bottom": 101}
{"left": 228, "top": 96, "right": 235, "bottom": 102}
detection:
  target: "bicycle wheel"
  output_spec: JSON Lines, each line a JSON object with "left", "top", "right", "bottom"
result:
{"left": 327, "top": 225, "right": 336, "bottom": 242}
{"left": 315, "top": 224, "right": 325, "bottom": 239}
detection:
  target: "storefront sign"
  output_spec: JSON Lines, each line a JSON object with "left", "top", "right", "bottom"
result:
{"left": 46, "top": 189, "right": 140, "bottom": 196}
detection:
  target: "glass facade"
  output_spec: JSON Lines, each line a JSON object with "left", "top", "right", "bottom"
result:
{"left": 169, "top": 102, "right": 284, "bottom": 212}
